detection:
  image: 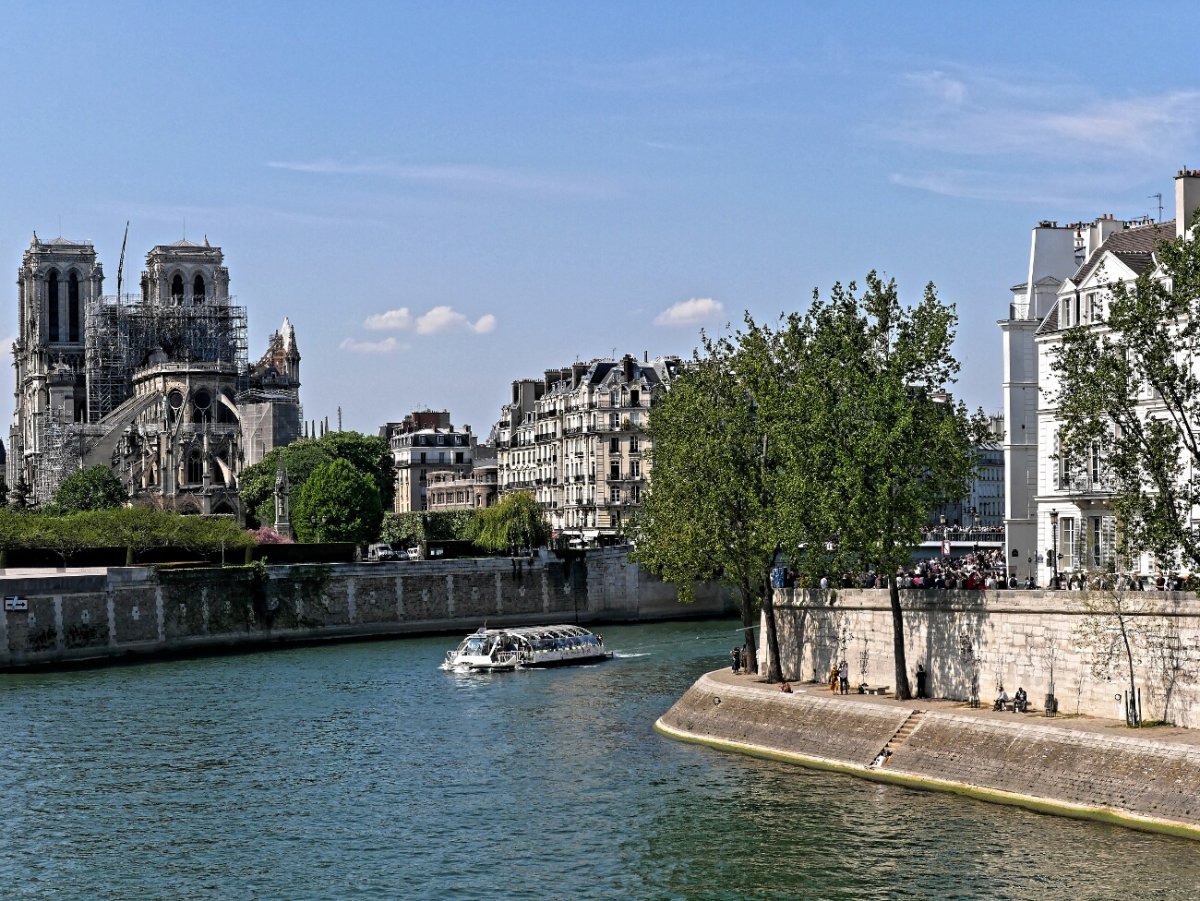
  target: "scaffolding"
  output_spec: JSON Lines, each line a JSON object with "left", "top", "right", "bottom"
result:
{"left": 85, "top": 293, "right": 248, "bottom": 423}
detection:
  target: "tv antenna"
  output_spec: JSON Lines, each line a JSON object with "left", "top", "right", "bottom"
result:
{"left": 1150, "top": 193, "right": 1163, "bottom": 222}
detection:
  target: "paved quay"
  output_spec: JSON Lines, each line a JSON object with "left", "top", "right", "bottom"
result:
{"left": 657, "top": 669, "right": 1200, "bottom": 840}
{"left": 712, "top": 668, "right": 1200, "bottom": 747}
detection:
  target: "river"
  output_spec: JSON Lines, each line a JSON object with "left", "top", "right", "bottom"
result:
{"left": 2, "top": 619, "right": 1198, "bottom": 899}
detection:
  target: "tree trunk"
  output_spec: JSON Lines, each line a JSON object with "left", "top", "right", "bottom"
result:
{"left": 890, "top": 577, "right": 912, "bottom": 700}
{"left": 739, "top": 581, "right": 759, "bottom": 674}
{"left": 762, "top": 578, "right": 783, "bottom": 683}
{"left": 1119, "top": 614, "right": 1139, "bottom": 726}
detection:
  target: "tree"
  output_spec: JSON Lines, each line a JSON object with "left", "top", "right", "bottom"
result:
{"left": 1075, "top": 581, "right": 1146, "bottom": 726}
{"left": 293, "top": 459, "right": 383, "bottom": 544}
{"left": 381, "top": 510, "right": 476, "bottom": 548}
{"left": 792, "top": 274, "right": 980, "bottom": 699}
{"left": 1052, "top": 211, "right": 1200, "bottom": 572}
{"left": 239, "top": 431, "right": 395, "bottom": 528}
{"left": 53, "top": 465, "right": 126, "bottom": 512}
{"left": 239, "top": 442, "right": 334, "bottom": 527}
{"left": 631, "top": 319, "right": 800, "bottom": 680}
{"left": 316, "top": 431, "right": 395, "bottom": 511}
{"left": 471, "top": 492, "right": 549, "bottom": 554}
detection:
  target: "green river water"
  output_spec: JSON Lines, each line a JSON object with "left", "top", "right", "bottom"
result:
{"left": 2, "top": 619, "right": 1198, "bottom": 899}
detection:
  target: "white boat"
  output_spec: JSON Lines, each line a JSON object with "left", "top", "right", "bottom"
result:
{"left": 441, "top": 624, "right": 612, "bottom": 672}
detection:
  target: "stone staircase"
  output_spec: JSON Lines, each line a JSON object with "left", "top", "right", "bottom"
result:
{"left": 870, "top": 710, "right": 924, "bottom": 767}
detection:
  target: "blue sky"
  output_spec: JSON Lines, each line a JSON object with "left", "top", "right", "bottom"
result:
{"left": 2, "top": 2, "right": 1198, "bottom": 438}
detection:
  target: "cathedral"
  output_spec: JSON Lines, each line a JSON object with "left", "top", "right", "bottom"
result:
{"left": 8, "top": 234, "right": 301, "bottom": 515}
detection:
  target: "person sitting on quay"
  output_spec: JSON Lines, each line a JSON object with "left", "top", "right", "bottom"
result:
{"left": 1013, "top": 686, "right": 1028, "bottom": 713}
{"left": 993, "top": 686, "right": 1010, "bottom": 711}
{"left": 779, "top": 681, "right": 793, "bottom": 693}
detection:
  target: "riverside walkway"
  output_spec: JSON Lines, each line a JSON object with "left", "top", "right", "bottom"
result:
{"left": 710, "top": 667, "right": 1200, "bottom": 748}
{"left": 658, "top": 668, "right": 1200, "bottom": 840}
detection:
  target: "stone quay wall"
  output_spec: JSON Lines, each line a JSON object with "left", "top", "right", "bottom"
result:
{"left": 658, "top": 673, "right": 1200, "bottom": 839}
{"left": 0, "top": 548, "right": 733, "bottom": 670}
{"left": 766, "top": 588, "right": 1200, "bottom": 727}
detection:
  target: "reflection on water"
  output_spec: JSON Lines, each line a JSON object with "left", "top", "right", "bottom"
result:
{"left": 2, "top": 620, "right": 1197, "bottom": 899}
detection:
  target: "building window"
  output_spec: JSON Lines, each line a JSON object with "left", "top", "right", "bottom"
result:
{"left": 455, "top": 452, "right": 464, "bottom": 464}
{"left": 629, "top": 436, "right": 639, "bottom": 453}
{"left": 610, "top": 462, "right": 620, "bottom": 479}
{"left": 1090, "top": 441, "right": 1101, "bottom": 488}
{"left": 171, "top": 274, "right": 184, "bottom": 303}
{"left": 610, "top": 436, "right": 619, "bottom": 453}
{"left": 609, "top": 412, "right": 620, "bottom": 430}
{"left": 610, "top": 487, "right": 622, "bottom": 503}
{"left": 631, "top": 460, "right": 641, "bottom": 478}
{"left": 193, "top": 274, "right": 206, "bottom": 302}
{"left": 187, "top": 449, "right": 203, "bottom": 484}
{"left": 68, "top": 271, "right": 81, "bottom": 342}
{"left": 47, "top": 270, "right": 60, "bottom": 342}
{"left": 630, "top": 389, "right": 640, "bottom": 406}
{"left": 1060, "top": 516, "right": 1077, "bottom": 571}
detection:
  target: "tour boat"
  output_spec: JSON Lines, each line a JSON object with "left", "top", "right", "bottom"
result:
{"left": 441, "top": 624, "right": 612, "bottom": 672}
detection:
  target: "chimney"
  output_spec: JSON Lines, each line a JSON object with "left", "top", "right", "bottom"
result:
{"left": 1176, "top": 168, "right": 1200, "bottom": 239}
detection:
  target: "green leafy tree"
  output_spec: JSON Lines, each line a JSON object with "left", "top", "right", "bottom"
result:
{"left": 795, "top": 274, "right": 980, "bottom": 698}
{"left": 316, "top": 431, "right": 395, "bottom": 511}
{"left": 380, "top": 510, "right": 477, "bottom": 547}
{"left": 293, "top": 459, "right": 384, "bottom": 544}
{"left": 1052, "top": 211, "right": 1200, "bottom": 571}
{"left": 471, "top": 492, "right": 548, "bottom": 553}
{"left": 239, "top": 441, "right": 334, "bottom": 527}
{"left": 631, "top": 317, "right": 805, "bottom": 680}
{"left": 53, "top": 465, "right": 127, "bottom": 512}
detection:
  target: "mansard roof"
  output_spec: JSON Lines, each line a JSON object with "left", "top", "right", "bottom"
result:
{"left": 1068, "top": 221, "right": 1174, "bottom": 286}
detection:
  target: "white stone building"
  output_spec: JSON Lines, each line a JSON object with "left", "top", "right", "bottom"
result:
{"left": 1000, "top": 169, "right": 1200, "bottom": 584}
{"left": 493, "top": 354, "right": 682, "bottom": 542}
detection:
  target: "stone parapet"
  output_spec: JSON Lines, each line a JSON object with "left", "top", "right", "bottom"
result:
{"left": 767, "top": 588, "right": 1200, "bottom": 727}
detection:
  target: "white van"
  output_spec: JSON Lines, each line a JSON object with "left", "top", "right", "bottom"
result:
{"left": 368, "top": 543, "right": 398, "bottom": 562}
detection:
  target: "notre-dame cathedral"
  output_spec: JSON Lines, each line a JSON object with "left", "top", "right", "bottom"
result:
{"left": 8, "top": 234, "right": 301, "bottom": 515}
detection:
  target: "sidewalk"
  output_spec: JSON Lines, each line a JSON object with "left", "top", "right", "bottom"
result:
{"left": 711, "top": 668, "right": 1200, "bottom": 748}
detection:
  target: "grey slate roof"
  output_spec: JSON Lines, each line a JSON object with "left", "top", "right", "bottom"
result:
{"left": 1069, "top": 221, "right": 1174, "bottom": 286}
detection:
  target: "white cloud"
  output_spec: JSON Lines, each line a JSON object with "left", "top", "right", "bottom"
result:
{"left": 415, "top": 305, "right": 497, "bottom": 335}
{"left": 363, "top": 308, "right": 413, "bottom": 331}
{"left": 654, "top": 297, "right": 724, "bottom": 327}
{"left": 339, "top": 336, "right": 403, "bottom": 354}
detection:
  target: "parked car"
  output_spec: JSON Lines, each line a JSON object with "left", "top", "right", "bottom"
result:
{"left": 406, "top": 547, "right": 421, "bottom": 561}
{"left": 368, "top": 543, "right": 399, "bottom": 562}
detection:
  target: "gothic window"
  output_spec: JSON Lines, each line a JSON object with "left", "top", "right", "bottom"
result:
{"left": 47, "top": 270, "right": 60, "bottom": 342}
{"left": 193, "top": 274, "right": 206, "bottom": 303}
{"left": 68, "top": 271, "right": 81, "bottom": 342}
{"left": 167, "top": 389, "right": 184, "bottom": 424}
{"left": 171, "top": 274, "right": 184, "bottom": 303}
{"left": 193, "top": 388, "right": 212, "bottom": 422}
{"left": 187, "top": 449, "right": 203, "bottom": 484}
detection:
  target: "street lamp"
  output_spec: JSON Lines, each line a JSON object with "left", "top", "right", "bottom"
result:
{"left": 1049, "top": 509, "right": 1060, "bottom": 589}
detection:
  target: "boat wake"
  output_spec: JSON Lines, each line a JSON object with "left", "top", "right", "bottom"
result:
{"left": 613, "top": 652, "right": 649, "bottom": 659}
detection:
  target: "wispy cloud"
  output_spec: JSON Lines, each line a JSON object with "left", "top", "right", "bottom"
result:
{"left": 268, "top": 160, "right": 611, "bottom": 198}
{"left": 339, "top": 336, "right": 405, "bottom": 354}
{"left": 654, "top": 297, "right": 724, "bottom": 327}
{"left": 884, "top": 67, "right": 1200, "bottom": 204}
{"left": 357, "top": 305, "right": 497, "bottom": 337}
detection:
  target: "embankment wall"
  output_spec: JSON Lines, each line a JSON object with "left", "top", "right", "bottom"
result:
{"left": 767, "top": 588, "right": 1200, "bottom": 726}
{"left": 658, "top": 673, "right": 1200, "bottom": 839}
{"left": 0, "top": 548, "right": 733, "bottom": 670}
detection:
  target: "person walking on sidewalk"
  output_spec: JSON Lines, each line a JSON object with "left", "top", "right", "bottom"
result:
{"left": 838, "top": 660, "right": 849, "bottom": 694}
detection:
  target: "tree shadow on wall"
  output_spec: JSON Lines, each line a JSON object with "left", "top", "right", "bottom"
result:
{"left": 920, "top": 589, "right": 988, "bottom": 704}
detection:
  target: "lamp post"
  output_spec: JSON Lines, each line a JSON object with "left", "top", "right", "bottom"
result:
{"left": 1049, "top": 509, "right": 1060, "bottom": 589}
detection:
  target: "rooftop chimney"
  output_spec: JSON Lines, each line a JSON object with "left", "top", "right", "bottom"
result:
{"left": 1176, "top": 168, "right": 1200, "bottom": 240}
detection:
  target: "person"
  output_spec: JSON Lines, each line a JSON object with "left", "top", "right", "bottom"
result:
{"left": 730, "top": 646, "right": 741, "bottom": 675}
{"left": 838, "top": 660, "right": 849, "bottom": 695}
{"left": 780, "top": 681, "right": 793, "bottom": 693}
{"left": 915, "top": 663, "right": 927, "bottom": 699}
{"left": 1013, "top": 686, "right": 1028, "bottom": 713}
{"left": 828, "top": 663, "right": 839, "bottom": 692}
{"left": 993, "top": 686, "right": 1010, "bottom": 711}
{"left": 740, "top": 645, "right": 749, "bottom": 674}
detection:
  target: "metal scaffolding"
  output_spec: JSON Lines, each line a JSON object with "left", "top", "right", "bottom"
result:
{"left": 84, "top": 293, "right": 249, "bottom": 423}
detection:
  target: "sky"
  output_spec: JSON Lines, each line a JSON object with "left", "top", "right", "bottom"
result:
{"left": 2, "top": 2, "right": 1199, "bottom": 439}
